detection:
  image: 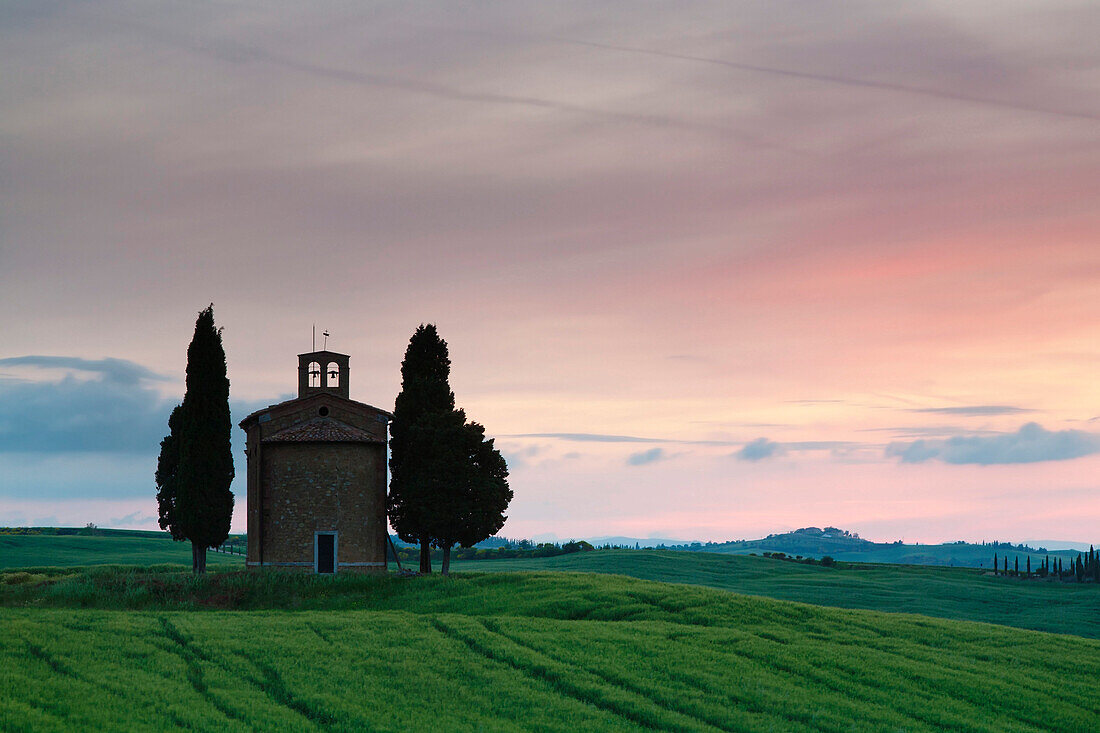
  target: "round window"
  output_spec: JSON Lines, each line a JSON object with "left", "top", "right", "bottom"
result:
{"left": 318, "top": 406, "right": 330, "bottom": 417}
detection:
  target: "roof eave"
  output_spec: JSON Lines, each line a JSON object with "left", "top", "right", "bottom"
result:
{"left": 239, "top": 393, "right": 392, "bottom": 430}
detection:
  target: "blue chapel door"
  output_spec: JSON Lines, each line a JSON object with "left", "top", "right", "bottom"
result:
{"left": 316, "top": 533, "right": 336, "bottom": 573}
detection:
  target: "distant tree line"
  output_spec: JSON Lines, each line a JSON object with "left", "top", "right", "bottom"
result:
{"left": 992, "top": 547, "right": 1100, "bottom": 582}
{"left": 756, "top": 552, "right": 837, "bottom": 567}
{"left": 1, "top": 527, "right": 165, "bottom": 538}
{"left": 388, "top": 539, "right": 596, "bottom": 564}
{"left": 0, "top": 527, "right": 76, "bottom": 536}
{"left": 984, "top": 539, "right": 1050, "bottom": 553}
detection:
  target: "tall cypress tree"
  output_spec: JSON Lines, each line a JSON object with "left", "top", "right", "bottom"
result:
{"left": 993, "top": 552, "right": 998, "bottom": 576}
{"left": 163, "top": 305, "right": 235, "bottom": 574}
{"left": 389, "top": 324, "right": 456, "bottom": 574}
{"left": 428, "top": 419, "right": 512, "bottom": 575}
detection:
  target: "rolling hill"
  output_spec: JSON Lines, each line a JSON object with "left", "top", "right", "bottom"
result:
{"left": 2, "top": 569, "right": 1098, "bottom": 731}
{"left": 3, "top": 531, "right": 1097, "bottom": 639}
{"left": 669, "top": 527, "right": 1087, "bottom": 568}
{"left": 0, "top": 530, "right": 244, "bottom": 570}
{"left": 452, "top": 549, "right": 1100, "bottom": 638}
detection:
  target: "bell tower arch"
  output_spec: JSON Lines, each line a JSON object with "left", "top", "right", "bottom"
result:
{"left": 297, "top": 351, "right": 350, "bottom": 399}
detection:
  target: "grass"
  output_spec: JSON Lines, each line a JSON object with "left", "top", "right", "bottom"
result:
{"left": 452, "top": 549, "right": 1100, "bottom": 638}
{"left": 0, "top": 534, "right": 243, "bottom": 570}
{"left": 2, "top": 568, "right": 1100, "bottom": 732}
{"left": 4, "top": 532, "right": 1097, "bottom": 637}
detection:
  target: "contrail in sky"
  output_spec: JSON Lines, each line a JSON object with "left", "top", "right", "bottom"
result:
{"left": 245, "top": 47, "right": 800, "bottom": 153}
{"left": 553, "top": 37, "right": 1100, "bottom": 124}
{"left": 101, "top": 15, "right": 805, "bottom": 156}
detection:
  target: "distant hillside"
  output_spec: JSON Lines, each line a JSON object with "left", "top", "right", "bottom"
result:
{"left": 1, "top": 527, "right": 170, "bottom": 538}
{"left": 7, "top": 526, "right": 1091, "bottom": 571}
{"left": 673, "top": 527, "right": 1085, "bottom": 568}
{"left": 453, "top": 549, "right": 1100, "bottom": 638}
{"left": 585, "top": 536, "right": 691, "bottom": 548}
{"left": 0, "top": 528, "right": 245, "bottom": 569}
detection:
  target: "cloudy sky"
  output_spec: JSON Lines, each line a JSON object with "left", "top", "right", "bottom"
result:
{"left": 2, "top": 0, "right": 1099, "bottom": 543}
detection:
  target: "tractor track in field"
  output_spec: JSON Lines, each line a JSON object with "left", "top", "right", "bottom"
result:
{"left": 307, "top": 622, "right": 333, "bottom": 644}
{"left": 476, "top": 617, "right": 781, "bottom": 733}
{"left": 247, "top": 656, "right": 345, "bottom": 730}
{"left": 14, "top": 644, "right": 78, "bottom": 723}
{"left": 22, "top": 636, "right": 121, "bottom": 698}
{"left": 13, "top": 694, "right": 70, "bottom": 726}
{"left": 780, "top": 619, "right": 1100, "bottom": 722}
{"left": 429, "top": 616, "right": 668, "bottom": 730}
{"left": 19, "top": 634, "right": 159, "bottom": 727}
{"left": 701, "top": 633, "right": 1019, "bottom": 732}
{"left": 158, "top": 617, "right": 255, "bottom": 730}
{"left": 158, "top": 616, "right": 351, "bottom": 731}
{"left": 24, "top": 641, "right": 77, "bottom": 678}
{"left": 430, "top": 615, "right": 715, "bottom": 732}
{"left": 478, "top": 619, "right": 876, "bottom": 733}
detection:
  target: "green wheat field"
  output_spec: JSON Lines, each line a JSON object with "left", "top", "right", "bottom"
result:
{"left": 2, "top": 534, "right": 1099, "bottom": 731}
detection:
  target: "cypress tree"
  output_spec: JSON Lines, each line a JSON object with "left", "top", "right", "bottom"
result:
{"left": 993, "top": 552, "right": 998, "bottom": 576}
{"left": 428, "top": 419, "right": 512, "bottom": 575}
{"left": 1026, "top": 556, "right": 1031, "bottom": 577}
{"left": 167, "top": 305, "right": 235, "bottom": 574}
{"left": 155, "top": 405, "right": 185, "bottom": 540}
{"left": 389, "top": 324, "right": 456, "bottom": 574}
{"left": 1014, "top": 556, "right": 1019, "bottom": 576}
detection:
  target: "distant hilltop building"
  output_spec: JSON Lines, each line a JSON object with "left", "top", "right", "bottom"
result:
{"left": 239, "top": 350, "right": 391, "bottom": 573}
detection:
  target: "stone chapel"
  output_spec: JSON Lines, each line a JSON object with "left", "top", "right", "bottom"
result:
{"left": 239, "top": 350, "right": 391, "bottom": 573}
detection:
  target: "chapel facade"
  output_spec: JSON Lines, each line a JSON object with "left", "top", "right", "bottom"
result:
{"left": 239, "top": 350, "right": 391, "bottom": 573}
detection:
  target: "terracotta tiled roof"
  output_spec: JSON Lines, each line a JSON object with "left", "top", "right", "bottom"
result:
{"left": 238, "top": 393, "right": 392, "bottom": 429}
{"left": 263, "top": 417, "right": 380, "bottom": 444}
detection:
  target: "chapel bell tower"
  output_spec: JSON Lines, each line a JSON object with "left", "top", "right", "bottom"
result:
{"left": 241, "top": 346, "right": 390, "bottom": 575}
{"left": 298, "top": 350, "right": 350, "bottom": 399}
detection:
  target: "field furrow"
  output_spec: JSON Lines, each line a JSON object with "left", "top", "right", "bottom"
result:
{"left": 3, "top": 567, "right": 1098, "bottom": 732}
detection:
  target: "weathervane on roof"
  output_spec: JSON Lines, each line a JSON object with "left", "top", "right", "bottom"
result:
{"left": 311, "top": 324, "right": 332, "bottom": 352}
